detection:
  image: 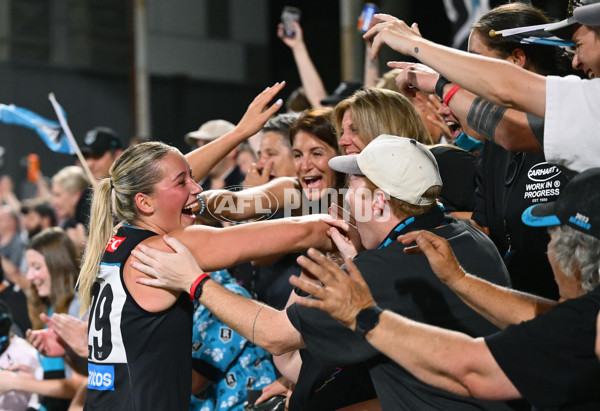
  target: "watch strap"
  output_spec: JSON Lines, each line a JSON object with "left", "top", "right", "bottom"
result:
{"left": 435, "top": 75, "right": 451, "bottom": 99}
{"left": 190, "top": 273, "right": 211, "bottom": 301}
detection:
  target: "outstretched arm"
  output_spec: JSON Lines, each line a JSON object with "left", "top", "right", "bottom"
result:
{"left": 365, "top": 14, "right": 547, "bottom": 118}
{"left": 278, "top": 21, "right": 327, "bottom": 109}
{"left": 200, "top": 177, "right": 301, "bottom": 222}
{"left": 132, "top": 236, "right": 304, "bottom": 355}
{"left": 366, "top": 312, "right": 519, "bottom": 400}
{"left": 0, "top": 370, "right": 86, "bottom": 399}
{"left": 270, "top": 272, "right": 323, "bottom": 384}
{"left": 364, "top": 40, "right": 379, "bottom": 88}
{"left": 398, "top": 231, "right": 557, "bottom": 329}
{"left": 185, "top": 82, "right": 285, "bottom": 182}
{"left": 392, "top": 62, "right": 542, "bottom": 152}
{"left": 290, "top": 248, "right": 521, "bottom": 400}
{"left": 172, "top": 214, "right": 333, "bottom": 272}
{"left": 125, "top": 214, "right": 332, "bottom": 312}
{"left": 453, "top": 90, "right": 542, "bottom": 152}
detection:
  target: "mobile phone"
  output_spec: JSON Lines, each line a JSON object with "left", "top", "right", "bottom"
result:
{"left": 281, "top": 6, "right": 301, "bottom": 38}
{"left": 357, "top": 3, "right": 379, "bottom": 33}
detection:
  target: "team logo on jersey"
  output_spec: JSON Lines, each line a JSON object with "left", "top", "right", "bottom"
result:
{"left": 219, "top": 328, "right": 232, "bottom": 343}
{"left": 225, "top": 372, "right": 237, "bottom": 388}
{"left": 192, "top": 341, "right": 204, "bottom": 353}
{"left": 88, "top": 364, "right": 115, "bottom": 391}
{"left": 246, "top": 377, "right": 256, "bottom": 390}
{"left": 106, "top": 236, "right": 126, "bottom": 252}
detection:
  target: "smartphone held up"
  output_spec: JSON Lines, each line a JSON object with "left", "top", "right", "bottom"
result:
{"left": 281, "top": 6, "right": 301, "bottom": 38}
{"left": 357, "top": 3, "right": 379, "bottom": 33}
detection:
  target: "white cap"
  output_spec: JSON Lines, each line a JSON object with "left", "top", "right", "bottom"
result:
{"left": 184, "top": 119, "right": 235, "bottom": 146}
{"left": 574, "top": 1, "right": 600, "bottom": 25}
{"left": 328, "top": 134, "right": 442, "bottom": 205}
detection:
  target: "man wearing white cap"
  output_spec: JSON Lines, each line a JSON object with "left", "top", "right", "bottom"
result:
{"left": 291, "top": 168, "right": 600, "bottom": 409}
{"left": 364, "top": 1, "right": 600, "bottom": 173}
{"left": 132, "top": 135, "right": 518, "bottom": 410}
{"left": 185, "top": 119, "right": 235, "bottom": 148}
{"left": 284, "top": 135, "right": 517, "bottom": 409}
{"left": 185, "top": 120, "right": 245, "bottom": 190}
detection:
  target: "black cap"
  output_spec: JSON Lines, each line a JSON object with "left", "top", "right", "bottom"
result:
{"left": 321, "top": 81, "right": 363, "bottom": 106}
{"left": 522, "top": 167, "right": 600, "bottom": 239}
{"left": 81, "top": 127, "right": 122, "bottom": 156}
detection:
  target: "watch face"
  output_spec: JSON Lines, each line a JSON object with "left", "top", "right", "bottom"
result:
{"left": 356, "top": 306, "right": 382, "bottom": 337}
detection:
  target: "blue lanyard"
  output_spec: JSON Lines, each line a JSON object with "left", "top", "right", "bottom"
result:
{"left": 378, "top": 217, "right": 416, "bottom": 249}
{"left": 377, "top": 206, "right": 449, "bottom": 250}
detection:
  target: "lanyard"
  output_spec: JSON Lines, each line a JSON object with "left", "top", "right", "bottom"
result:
{"left": 377, "top": 206, "right": 449, "bottom": 250}
{"left": 378, "top": 217, "right": 416, "bottom": 249}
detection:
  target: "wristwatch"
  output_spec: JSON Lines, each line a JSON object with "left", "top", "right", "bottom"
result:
{"left": 190, "top": 273, "right": 211, "bottom": 302}
{"left": 435, "top": 75, "right": 451, "bottom": 99}
{"left": 355, "top": 305, "right": 383, "bottom": 338}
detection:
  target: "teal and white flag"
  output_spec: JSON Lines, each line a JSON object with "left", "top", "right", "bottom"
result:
{"left": 0, "top": 103, "right": 75, "bottom": 154}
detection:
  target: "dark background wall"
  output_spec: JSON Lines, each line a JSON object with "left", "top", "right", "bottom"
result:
{"left": 0, "top": 0, "right": 570, "bottom": 199}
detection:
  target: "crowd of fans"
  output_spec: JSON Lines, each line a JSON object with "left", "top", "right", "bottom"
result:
{"left": 1, "top": 1, "right": 599, "bottom": 410}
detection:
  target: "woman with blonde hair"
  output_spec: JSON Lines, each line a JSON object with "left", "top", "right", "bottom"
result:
{"left": 51, "top": 166, "right": 91, "bottom": 251}
{"left": 334, "top": 86, "right": 477, "bottom": 215}
{"left": 51, "top": 166, "right": 89, "bottom": 228}
{"left": 77, "top": 102, "right": 332, "bottom": 410}
{"left": 333, "top": 87, "right": 435, "bottom": 154}
{"left": 199, "top": 89, "right": 437, "bottom": 223}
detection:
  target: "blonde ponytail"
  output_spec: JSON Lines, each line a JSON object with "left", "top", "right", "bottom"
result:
{"left": 77, "top": 178, "right": 115, "bottom": 313}
{"left": 77, "top": 141, "right": 177, "bottom": 315}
